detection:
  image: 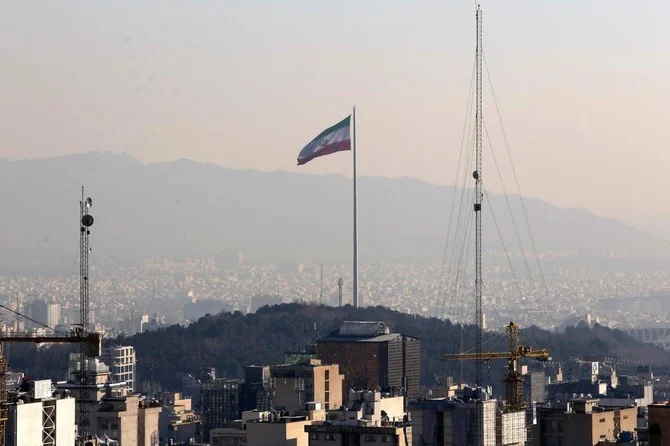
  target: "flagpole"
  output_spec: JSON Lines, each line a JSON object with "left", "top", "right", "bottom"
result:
{"left": 352, "top": 106, "right": 359, "bottom": 308}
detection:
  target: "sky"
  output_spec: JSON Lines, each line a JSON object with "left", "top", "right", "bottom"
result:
{"left": 0, "top": 1, "right": 668, "bottom": 230}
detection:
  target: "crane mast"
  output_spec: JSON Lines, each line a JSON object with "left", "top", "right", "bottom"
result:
{"left": 442, "top": 322, "right": 551, "bottom": 411}
{"left": 474, "top": 4, "right": 484, "bottom": 388}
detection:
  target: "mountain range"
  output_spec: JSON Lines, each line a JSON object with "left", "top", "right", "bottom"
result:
{"left": 0, "top": 152, "right": 666, "bottom": 273}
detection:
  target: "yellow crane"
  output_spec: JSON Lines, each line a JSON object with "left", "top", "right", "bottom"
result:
{"left": 0, "top": 330, "right": 102, "bottom": 446}
{"left": 442, "top": 321, "right": 550, "bottom": 411}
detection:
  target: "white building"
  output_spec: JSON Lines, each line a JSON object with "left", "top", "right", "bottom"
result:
{"left": 102, "top": 346, "right": 137, "bottom": 392}
{"left": 6, "top": 379, "right": 76, "bottom": 446}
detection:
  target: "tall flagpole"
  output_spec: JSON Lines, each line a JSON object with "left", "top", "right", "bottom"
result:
{"left": 352, "top": 106, "right": 359, "bottom": 308}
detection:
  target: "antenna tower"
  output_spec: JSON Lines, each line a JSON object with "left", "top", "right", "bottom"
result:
{"left": 337, "top": 277, "right": 344, "bottom": 307}
{"left": 79, "top": 188, "right": 94, "bottom": 442}
{"left": 474, "top": 5, "right": 484, "bottom": 388}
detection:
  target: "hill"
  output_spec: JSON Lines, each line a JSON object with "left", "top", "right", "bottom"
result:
{"left": 7, "top": 304, "right": 670, "bottom": 394}
{"left": 0, "top": 152, "right": 666, "bottom": 273}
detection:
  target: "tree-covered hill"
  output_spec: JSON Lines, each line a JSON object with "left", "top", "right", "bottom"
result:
{"left": 6, "top": 303, "right": 670, "bottom": 395}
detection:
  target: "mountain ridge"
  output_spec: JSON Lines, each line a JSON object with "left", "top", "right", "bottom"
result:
{"left": 0, "top": 152, "right": 665, "bottom": 273}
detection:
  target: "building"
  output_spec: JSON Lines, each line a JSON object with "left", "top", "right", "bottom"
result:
{"left": 305, "top": 390, "right": 410, "bottom": 446}
{"left": 159, "top": 392, "right": 200, "bottom": 444}
{"left": 202, "top": 379, "right": 242, "bottom": 441}
{"left": 5, "top": 379, "right": 76, "bottom": 446}
{"left": 410, "top": 392, "right": 498, "bottom": 446}
{"left": 532, "top": 398, "right": 637, "bottom": 446}
{"left": 316, "top": 321, "right": 421, "bottom": 402}
{"left": 647, "top": 401, "right": 670, "bottom": 446}
{"left": 271, "top": 359, "right": 344, "bottom": 414}
{"left": 57, "top": 354, "right": 160, "bottom": 446}
{"left": 102, "top": 345, "right": 137, "bottom": 392}
{"left": 26, "top": 299, "right": 48, "bottom": 329}
{"left": 241, "top": 366, "right": 272, "bottom": 412}
{"left": 210, "top": 426, "right": 247, "bottom": 446}
{"left": 94, "top": 394, "right": 161, "bottom": 445}
{"left": 246, "top": 414, "right": 313, "bottom": 446}
{"left": 522, "top": 367, "right": 547, "bottom": 405}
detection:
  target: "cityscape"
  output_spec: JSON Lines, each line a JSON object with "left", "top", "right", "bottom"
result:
{"left": 1, "top": 1, "right": 669, "bottom": 446}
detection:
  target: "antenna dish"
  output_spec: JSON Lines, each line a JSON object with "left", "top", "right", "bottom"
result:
{"left": 85, "top": 197, "right": 93, "bottom": 208}
{"left": 81, "top": 214, "right": 94, "bottom": 227}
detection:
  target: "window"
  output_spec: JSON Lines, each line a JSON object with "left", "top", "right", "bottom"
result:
{"left": 364, "top": 435, "right": 376, "bottom": 442}
{"left": 325, "top": 370, "right": 330, "bottom": 380}
{"left": 599, "top": 418, "right": 605, "bottom": 423}
{"left": 325, "top": 434, "right": 336, "bottom": 441}
{"left": 381, "top": 436, "right": 391, "bottom": 443}
{"left": 325, "top": 381, "right": 330, "bottom": 391}
{"left": 311, "top": 433, "right": 320, "bottom": 440}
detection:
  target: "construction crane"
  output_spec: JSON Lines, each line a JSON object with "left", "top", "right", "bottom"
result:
{"left": 442, "top": 321, "right": 550, "bottom": 412}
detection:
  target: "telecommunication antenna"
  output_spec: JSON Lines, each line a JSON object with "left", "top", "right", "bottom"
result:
{"left": 79, "top": 188, "right": 94, "bottom": 442}
{"left": 337, "top": 277, "right": 344, "bottom": 307}
{"left": 474, "top": 4, "right": 484, "bottom": 388}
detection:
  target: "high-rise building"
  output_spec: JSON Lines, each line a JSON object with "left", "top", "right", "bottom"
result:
{"left": 316, "top": 321, "right": 421, "bottom": 401}
{"left": 101, "top": 345, "right": 137, "bottom": 392}
{"left": 410, "top": 391, "right": 498, "bottom": 446}
{"left": 202, "top": 379, "right": 242, "bottom": 441}
{"left": 46, "top": 302, "right": 61, "bottom": 328}
{"left": 270, "top": 359, "right": 344, "bottom": 414}
{"left": 26, "top": 299, "right": 48, "bottom": 329}
{"left": 648, "top": 401, "right": 670, "bottom": 446}
{"left": 242, "top": 365, "right": 272, "bottom": 412}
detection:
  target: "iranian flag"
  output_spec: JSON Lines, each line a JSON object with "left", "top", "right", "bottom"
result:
{"left": 297, "top": 115, "right": 351, "bottom": 165}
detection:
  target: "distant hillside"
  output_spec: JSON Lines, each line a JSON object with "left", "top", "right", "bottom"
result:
{"left": 7, "top": 304, "right": 670, "bottom": 394}
{"left": 0, "top": 152, "right": 665, "bottom": 273}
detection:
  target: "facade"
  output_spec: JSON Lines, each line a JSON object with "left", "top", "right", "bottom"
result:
{"left": 316, "top": 321, "right": 421, "bottom": 402}
{"left": 242, "top": 365, "right": 272, "bottom": 412}
{"left": 210, "top": 427, "right": 247, "bottom": 446}
{"left": 93, "top": 394, "right": 161, "bottom": 446}
{"left": 101, "top": 345, "right": 137, "bottom": 392}
{"left": 648, "top": 401, "right": 670, "bottom": 446}
{"left": 532, "top": 398, "right": 637, "bottom": 446}
{"left": 246, "top": 415, "right": 312, "bottom": 446}
{"left": 6, "top": 380, "right": 76, "bottom": 446}
{"left": 305, "top": 424, "right": 411, "bottom": 446}
{"left": 409, "top": 389, "right": 501, "bottom": 446}
{"left": 522, "top": 369, "right": 547, "bottom": 405}
{"left": 159, "top": 392, "right": 200, "bottom": 444}
{"left": 202, "top": 379, "right": 242, "bottom": 441}
{"left": 271, "top": 359, "right": 344, "bottom": 414}
{"left": 27, "top": 299, "right": 48, "bottom": 329}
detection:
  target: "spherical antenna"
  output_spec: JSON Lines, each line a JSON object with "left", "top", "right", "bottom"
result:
{"left": 81, "top": 214, "right": 94, "bottom": 227}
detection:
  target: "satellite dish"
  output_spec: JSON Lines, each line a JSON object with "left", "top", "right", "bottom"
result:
{"left": 81, "top": 214, "right": 94, "bottom": 227}
{"left": 85, "top": 197, "right": 93, "bottom": 208}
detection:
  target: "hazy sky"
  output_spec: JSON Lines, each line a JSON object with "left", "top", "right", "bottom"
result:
{"left": 1, "top": 1, "right": 668, "bottom": 227}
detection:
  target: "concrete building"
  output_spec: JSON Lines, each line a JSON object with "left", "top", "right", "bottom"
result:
{"left": 210, "top": 426, "right": 247, "bottom": 446}
{"left": 27, "top": 299, "right": 48, "bottom": 329}
{"left": 202, "top": 379, "right": 242, "bottom": 441}
{"left": 522, "top": 368, "right": 547, "bottom": 405}
{"left": 648, "top": 401, "right": 670, "bottom": 446}
{"left": 532, "top": 398, "right": 637, "bottom": 446}
{"left": 271, "top": 359, "right": 344, "bottom": 414}
{"left": 57, "top": 354, "right": 160, "bottom": 445}
{"left": 242, "top": 365, "right": 271, "bottom": 412}
{"left": 159, "top": 392, "right": 199, "bottom": 445}
{"left": 94, "top": 394, "right": 161, "bottom": 446}
{"left": 5, "top": 379, "right": 76, "bottom": 446}
{"left": 317, "top": 321, "right": 421, "bottom": 402}
{"left": 305, "top": 390, "right": 410, "bottom": 446}
{"left": 246, "top": 414, "right": 313, "bottom": 446}
{"left": 410, "top": 396, "right": 497, "bottom": 446}
{"left": 101, "top": 345, "right": 137, "bottom": 392}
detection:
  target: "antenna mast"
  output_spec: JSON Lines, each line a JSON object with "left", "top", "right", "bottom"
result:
{"left": 79, "top": 188, "right": 94, "bottom": 442}
{"left": 474, "top": 5, "right": 484, "bottom": 388}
